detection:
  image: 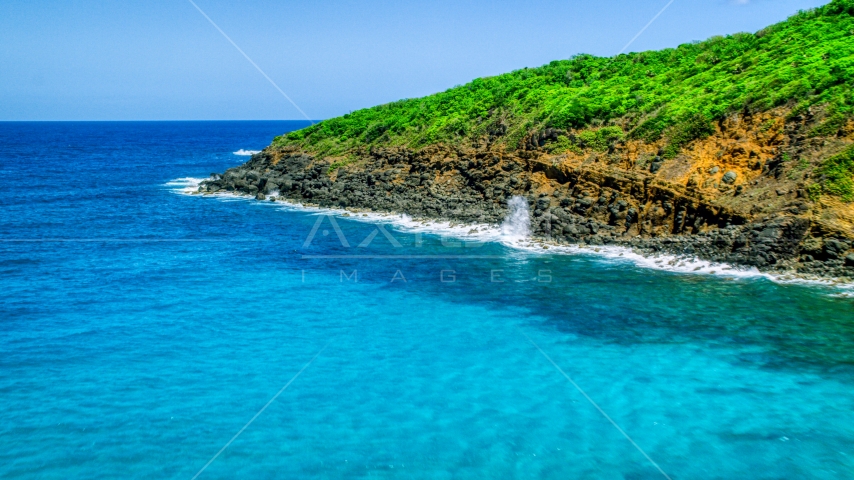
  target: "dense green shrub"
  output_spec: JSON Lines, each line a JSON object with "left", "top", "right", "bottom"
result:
{"left": 577, "top": 126, "right": 625, "bottom": 152}
{"left": 273, "top": 0, "right": 854, "bottom": 195}
{"left": 816, "top": 145, "right": 854, "bottom": 201}
{"left": 662, "top": 113, "right": 716, "bottom": 158}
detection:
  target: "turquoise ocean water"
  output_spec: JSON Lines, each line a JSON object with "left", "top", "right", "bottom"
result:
{"left": 1, "top": 121, "right": 853, "bottom": 479}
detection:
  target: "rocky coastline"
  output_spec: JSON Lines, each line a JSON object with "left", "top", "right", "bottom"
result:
{"left": 198, "top": 144, "right": 854, "bottom": 282}
{"left": 194, "top": 2, "right": 854, "bottom": 283}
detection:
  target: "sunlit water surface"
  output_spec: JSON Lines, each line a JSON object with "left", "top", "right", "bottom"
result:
{"left": 1, "top": 122, "right": 853, "bottom": 479}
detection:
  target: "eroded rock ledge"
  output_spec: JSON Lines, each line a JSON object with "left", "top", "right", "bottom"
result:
{"left": 199, "top": 144, "right": 854, "bottom": 281}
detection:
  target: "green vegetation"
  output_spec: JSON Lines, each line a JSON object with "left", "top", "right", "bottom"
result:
{"left": 759, "top": 119, "right": 777, "bottom": 132}
{"left": 787, "top": 156, "right": 810, "bottom": 180}
{"left": 659, "top": 113, "right": 716, "bottom": 158}
{"left": 577, "top": 126, "right": 625, "bottom": 152}
{"left": 543, "top": 126, "right": 627, "bottom": 154}
{"left": 273, "top": 0, "right": 854, "bottom": 198}
{"left": 808, "top": 111, "right": 848, "bottom": 136}
{"left": 545, "top": 135, "right": 580, "bottom": 154}
{"left": 815, "top": 145, "right": 854, "bottom": 201}
{"left": 327, "top": 155, "right": 358, "bottom": 174}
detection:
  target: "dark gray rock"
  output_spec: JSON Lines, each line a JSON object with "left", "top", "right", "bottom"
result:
{"left": 825, "top": 239, "right": 852, "bottom": 259}
{"left": 722, "top": 171, "right": 738, "bottom": 184}
{"left": 195, "top": 148, "right": 854, "bottom": 281}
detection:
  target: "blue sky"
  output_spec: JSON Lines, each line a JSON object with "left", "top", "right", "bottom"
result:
{"left": 0, "top": 0, "right": 829, "bottom": 121}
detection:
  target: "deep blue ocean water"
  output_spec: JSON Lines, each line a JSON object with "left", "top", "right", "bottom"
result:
{"left": 1, "top": 121, "right": 853, "bottom": 479}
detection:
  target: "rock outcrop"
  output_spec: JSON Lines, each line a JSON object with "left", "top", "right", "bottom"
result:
{"left": 200, "top": 107, "right": 854, "bottom": 280}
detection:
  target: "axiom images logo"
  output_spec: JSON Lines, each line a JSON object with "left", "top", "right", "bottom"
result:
{"left": 300, "top": 214, "right": 494, "bottom": 259}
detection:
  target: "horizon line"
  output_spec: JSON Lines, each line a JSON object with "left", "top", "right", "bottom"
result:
{"left": 0, "top": 119, "right": 321, "bottom": 123}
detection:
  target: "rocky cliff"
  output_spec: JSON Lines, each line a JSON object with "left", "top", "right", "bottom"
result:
{"left": 199, "top": 1, "right": 854, "bottom": 280}
{"left": 199, "top": 105, "right": 854, "bottom": 280}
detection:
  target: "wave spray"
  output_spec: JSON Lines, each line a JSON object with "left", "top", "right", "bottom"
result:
{"left": 500, "top": 196, "right": 531, "bottom": 238}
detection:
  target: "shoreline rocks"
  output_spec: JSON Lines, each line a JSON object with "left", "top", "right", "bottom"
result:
{"left": 200, "top": 146, "right": 854, "bottom": 282}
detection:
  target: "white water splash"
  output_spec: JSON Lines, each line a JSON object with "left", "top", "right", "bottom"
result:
{"left": 168, "top": 182, "right": 854, "bottom": 293}
{"left": 233, "top": 149, "right": 261, "bottom": 156}
{"left": 165, "top": 177, "right": 206, "bottom": 194}
{"left": 501, "top": 196, "right": 531, "bottom": 239}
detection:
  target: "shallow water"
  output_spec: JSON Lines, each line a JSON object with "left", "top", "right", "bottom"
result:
{"left": 1, "top": 121, "right": 853, "bottom": 479}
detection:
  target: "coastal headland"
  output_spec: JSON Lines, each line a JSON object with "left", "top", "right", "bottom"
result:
{"left": 200, "top": 1, "right": 854, "bottom": 280}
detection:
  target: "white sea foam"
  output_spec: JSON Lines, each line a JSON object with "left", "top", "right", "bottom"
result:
{"left": 168, "top": 182, "right": 854, "bottom": 293}
{"left": 829, "top": 282, "right": 854, "bottom": 298}
{"left": 165, "top": 177, "right": 206, "bottom": 194}
{"left": 501, "top": 196, "right": 531, "bottom": 239}
{"left": 233, "top": 149, "right": 261, "bottom": 156}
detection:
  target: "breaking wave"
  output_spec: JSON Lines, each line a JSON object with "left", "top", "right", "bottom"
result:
{"left": 169, "top": 183, "right": 854, "bottom": 293}
{"left": 233, "top": 149, "right": 261, "bottom": 156}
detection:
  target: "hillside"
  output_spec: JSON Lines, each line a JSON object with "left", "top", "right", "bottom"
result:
{"left": 200, "top": 0, "right": 854, "bottom": 280}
